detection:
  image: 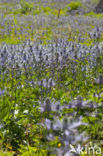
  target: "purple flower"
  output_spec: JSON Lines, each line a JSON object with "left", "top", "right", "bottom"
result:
{"left": 0, "top": 89, "right": 5, "bottom": 96}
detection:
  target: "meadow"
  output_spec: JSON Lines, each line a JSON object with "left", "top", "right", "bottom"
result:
{"left": 0, "top": 0, "right": 103, "bottom": 155}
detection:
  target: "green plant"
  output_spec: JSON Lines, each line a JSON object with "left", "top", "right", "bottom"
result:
{"left": 20, "top": 0, "right": 33, "bottom": 14}
{"left": 68, "top": 1, "right": 82, "bottom": 11}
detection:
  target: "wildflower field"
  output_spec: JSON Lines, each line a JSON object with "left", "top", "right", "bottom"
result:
{"left": 0, "top": 0, "right": 103, "bottom": 155}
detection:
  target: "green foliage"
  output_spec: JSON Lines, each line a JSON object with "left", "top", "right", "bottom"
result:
{"left": 20, "top": 0, "right": 34, "bottom": 14}
{"left": 42, "top": 6, "right": 51, "bottom": 14}
{"left": 67, "top": 1, "right": 82, "bottom": 11}
{"left": 18, "top": 142, "right": 48, "bottom": 155}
